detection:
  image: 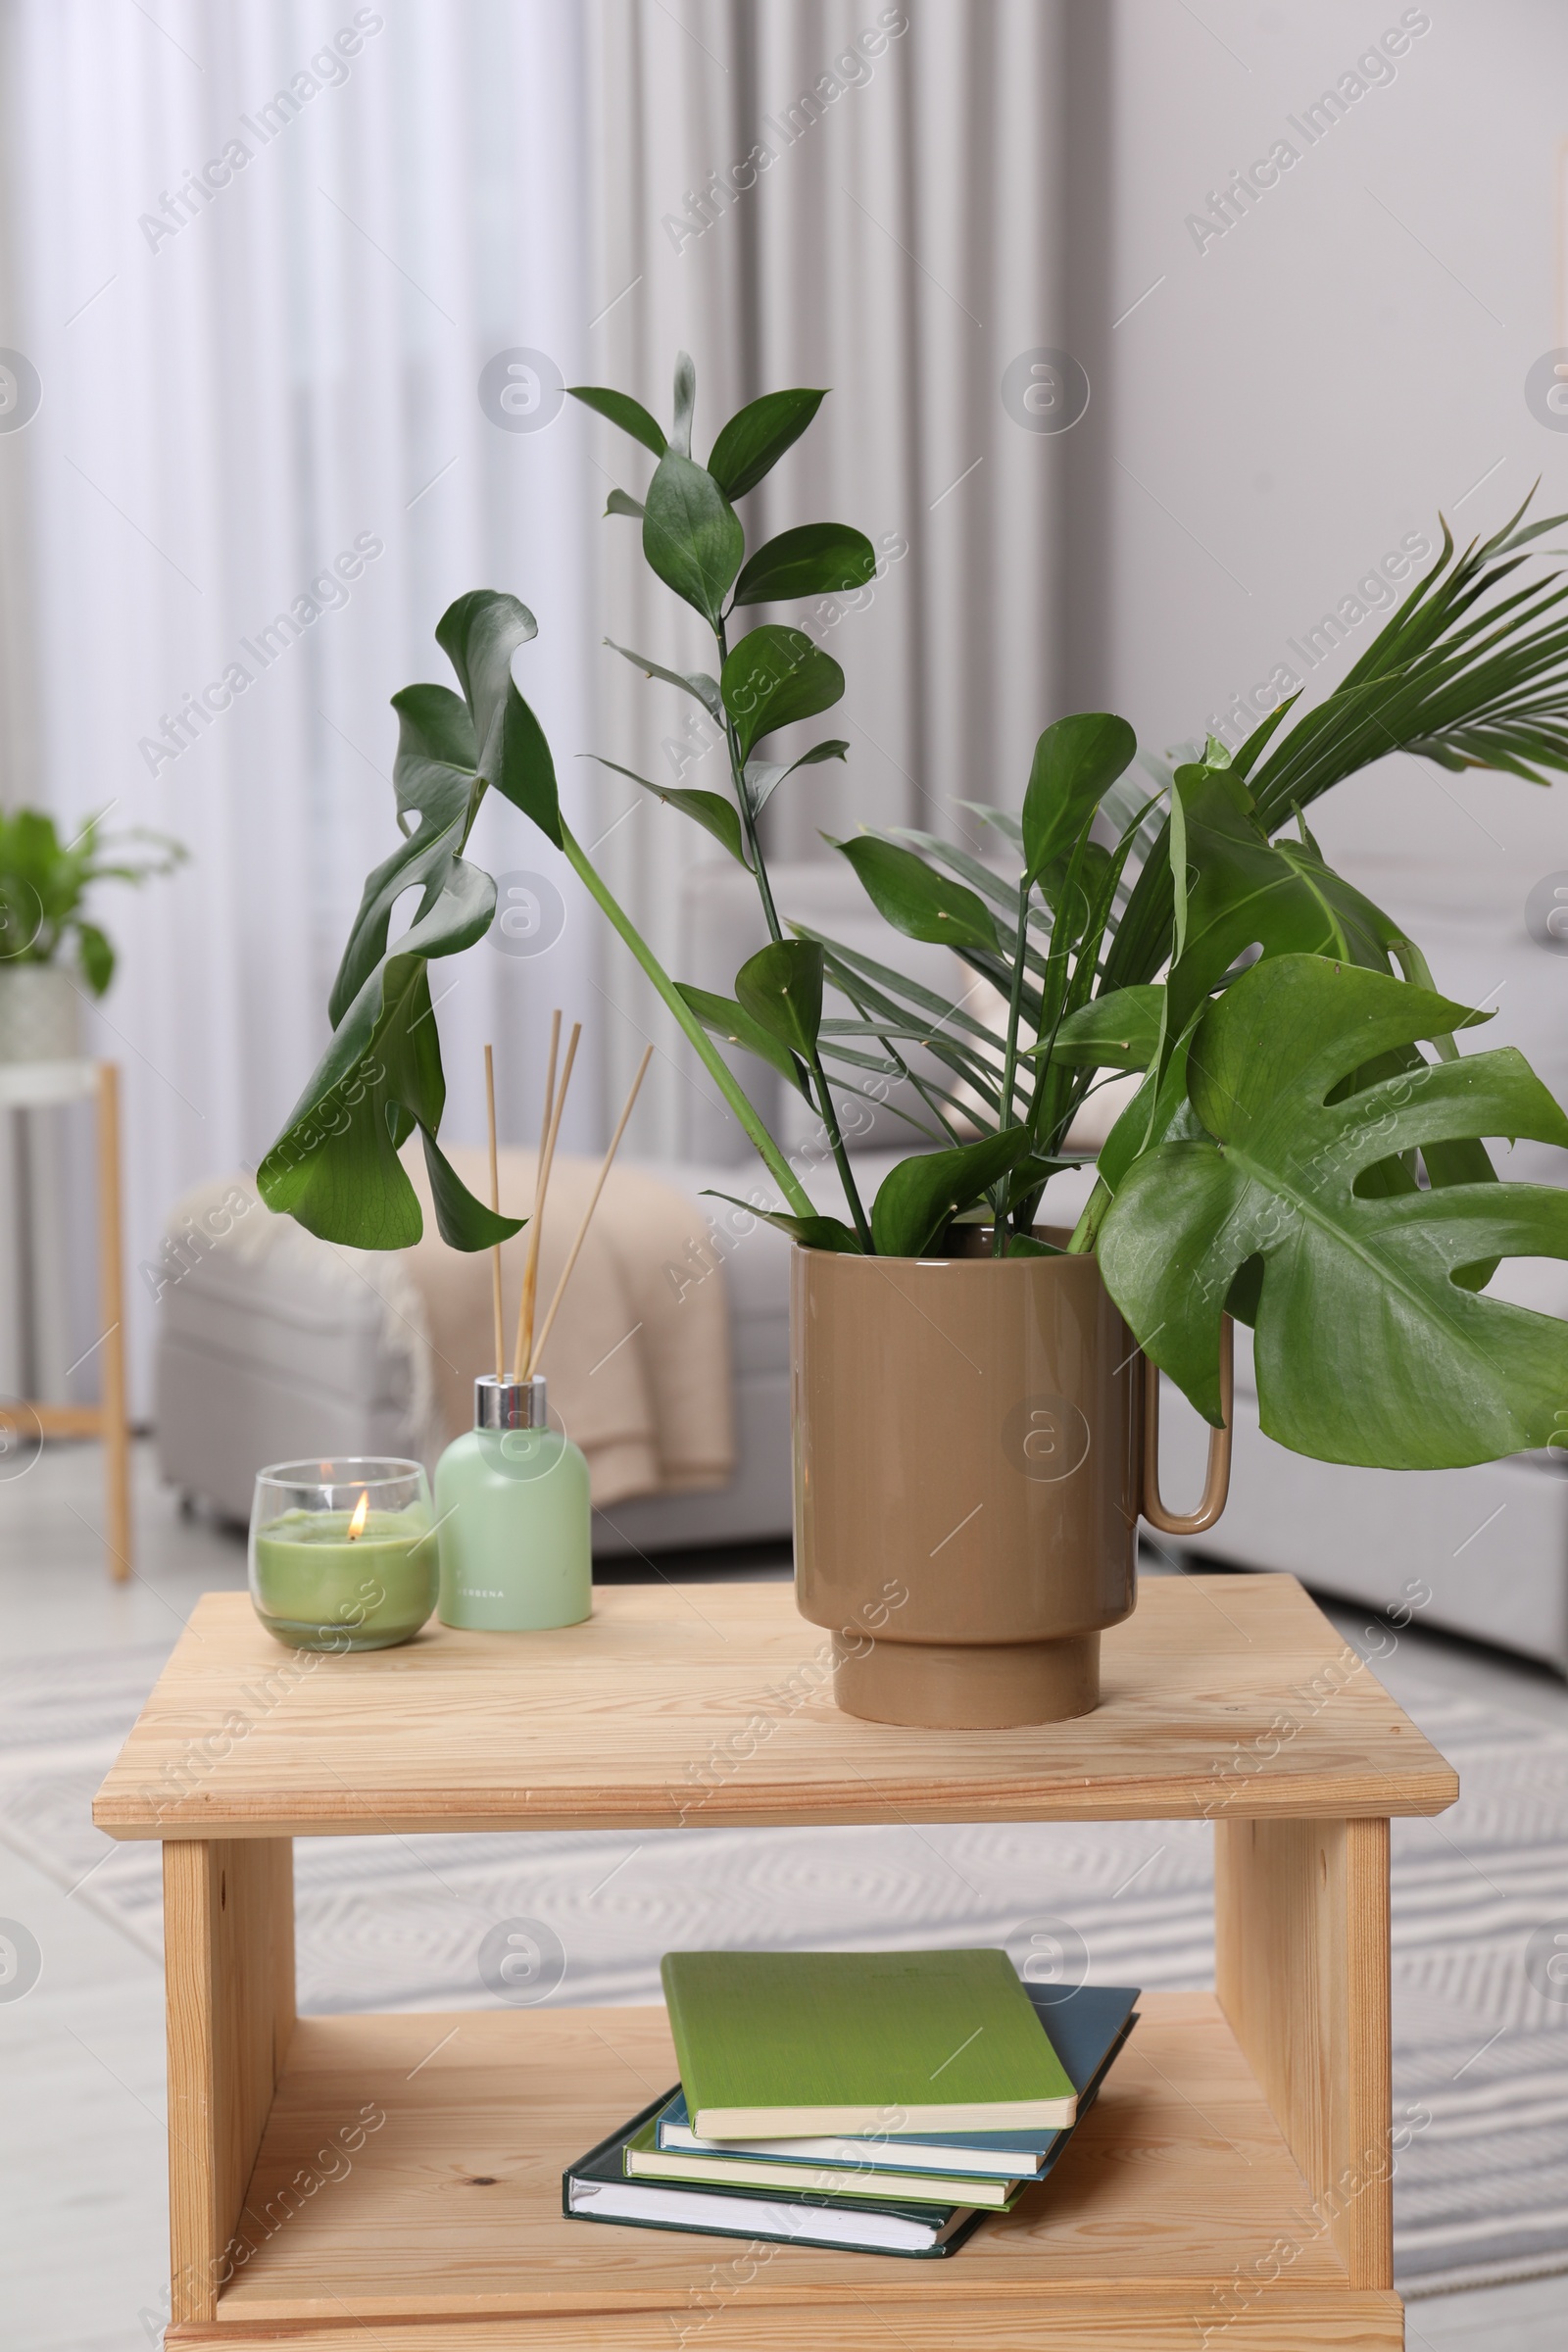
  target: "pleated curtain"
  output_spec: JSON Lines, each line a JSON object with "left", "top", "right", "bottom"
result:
{"left": 580, "top": 0, "right": 1090, "bottom": 1142}
{"left": 0, "top": 0, "right": 1101, "bottom": 1403}
{"left": 1, "top": 0, "right": 598, "bottom": 1404}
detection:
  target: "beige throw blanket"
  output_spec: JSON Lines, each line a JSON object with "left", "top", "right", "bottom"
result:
{"left": 166, "top": 1152, "right": 734, "bottom": 1507}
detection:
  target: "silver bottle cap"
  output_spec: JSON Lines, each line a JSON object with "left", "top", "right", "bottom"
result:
{"left": 474, "top": 1373, "right": 548, "bottom": 1431}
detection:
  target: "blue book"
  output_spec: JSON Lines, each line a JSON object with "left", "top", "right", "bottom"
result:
{"left": 654, "top": 1980, "right": 1140, "bottom": 2181}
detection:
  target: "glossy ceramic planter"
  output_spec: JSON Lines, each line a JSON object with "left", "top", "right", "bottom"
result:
{"left": 791, "top": 1239, "right": 1230, "bottom": 1729}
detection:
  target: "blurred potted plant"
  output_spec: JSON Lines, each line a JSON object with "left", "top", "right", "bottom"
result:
{"left": 0, "top": 808, "right": 186, "bottom": 1061}
{"left": 259, "top": 358, "right": 1568, "bottom": 1729}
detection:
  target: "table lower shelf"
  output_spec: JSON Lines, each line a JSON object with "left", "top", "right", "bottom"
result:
{"left": 172, "top": 1990, "right": 1400, "bottom": 2349}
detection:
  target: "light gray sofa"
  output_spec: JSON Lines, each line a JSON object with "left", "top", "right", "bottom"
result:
{"left": 155, "top": 858, "right": 1568, "bottom": 1672}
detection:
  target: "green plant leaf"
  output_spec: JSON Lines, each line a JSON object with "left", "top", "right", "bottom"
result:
{"left": 260, "top": 594, "right": 550, "bottom": 1251}
{"left": 734, "top": 938, "right": 824, "bottom": 1059}
{"left": 260, "top": 897, "right": 523, "bottom": 1253}
{"left": 1022, "top": 712, "right": 1138, "bottom": 884}
{"left": 871, "top": 1129, "right": 1034, "bottom": 1258}
{"left": 329, "top": 686, "right": 477, "bottom": 1027}
{"left": 1045, "top": 985, "right": 1164, "bottom": 1068}
{"left": 732, "top": 523, "right": 877, "bottom": 608}
{"left": 567, "top": 384, "right": 667, "bottom": 458}
{"left": 1162, "top": 762, "right": 1413, "bottom": 1047}
{"left": 421, "top": 1126, "right": 526, "bottom": 1250}
{"left": 583, "top": 757, "right": 747, "bottom": 866}
{"left": 832, "top": 833, "right": 1000, "bottom": 955}
{"left": 1104, "top": 492, "right": 1568, "bottom": 1006}
{"left": 743, "top": 739, "right": 849, "bottom": 818}
{"left": 434, "top": 590, "right": 561, "bottom": 848}
{"left": 1095, "top": 1013, "right": 1205, "bottom": 1197}
{"left": 1004, "top": 1154, "right": 1068, "bottom": 1212}
{"left": 642, "top": 452, "right": 744, "bottom": 627}
{"left": 1098, "top": 953, "right": 1568, "bottom": 1466}
{"left": 703, "top": 1190, "right": 860, "bottom": 1252}
{"left": 604, "top": 489, "right": 645, "bottom": 519}
{"left": 74, "top": 920, "right": 114, "bottom": 996}
{"left": 720, "top": 627, "right": 845, "bottom": 762}
{"left": 670, "top": 352, "right": 697, "bottom": 457}
{"left": 707, "top": 388, "right": 826, "bottom": 500}
{"left": 435, "top": 590, "right": 534, "bottom": 752}
{"left": 559, "top": 816, "right": 813, "bottom": 1217}
{"left": 676, "top": 981, "right": 810, "bottom": 1097}
{"left": 603, "top": 639, "right": 723, "bottom": 722}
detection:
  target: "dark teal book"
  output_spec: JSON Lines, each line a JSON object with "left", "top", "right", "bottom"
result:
{"left": 563, "top": 2092, "right": 986, "bottom": 2257}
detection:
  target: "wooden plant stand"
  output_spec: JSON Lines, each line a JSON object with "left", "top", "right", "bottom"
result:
{"left": 1, "top": 1056, "right": 130, "bottom": 1576}
{"left": 93, "top": 1574, "right": 1458, "bottom": 2349}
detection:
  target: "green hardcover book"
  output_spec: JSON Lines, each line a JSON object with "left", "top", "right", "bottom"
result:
{"left": 660, "top": 1948, "right": 1077, "bottom": 2139}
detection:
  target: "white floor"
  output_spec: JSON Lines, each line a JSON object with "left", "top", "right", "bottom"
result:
{"left": 1, "top": 1440, "right": 1565, "bottom": 2350}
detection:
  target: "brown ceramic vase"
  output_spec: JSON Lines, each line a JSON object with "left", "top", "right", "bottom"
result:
{"left": 791, "top": 1237, "right": 1231, "bottom": 1730}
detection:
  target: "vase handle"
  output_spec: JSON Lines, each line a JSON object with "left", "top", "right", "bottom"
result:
{"left": 1142, "top": 1317, "right": 1233, "bottom": 1537}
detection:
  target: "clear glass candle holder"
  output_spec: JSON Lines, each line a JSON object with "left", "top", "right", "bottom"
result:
{"left": 249, "top": 1458, "right": 439, "bottom": 1652}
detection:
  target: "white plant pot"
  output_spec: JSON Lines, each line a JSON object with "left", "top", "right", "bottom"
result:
{"left": 0, "top": 964, "right": 83, "bottom": 1062}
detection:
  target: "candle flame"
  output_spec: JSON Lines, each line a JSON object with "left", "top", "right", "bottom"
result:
{"left": 347, "top": 1490, "right": 369, "bottom": 1541}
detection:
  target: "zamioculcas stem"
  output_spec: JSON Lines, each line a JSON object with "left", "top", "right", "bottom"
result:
{"left": 713, "top": 614, "right": 872, "bottom": 1250}
{"left": 1067, "top": 1175, "right": 1111, "bottom": 1254}
{"left": 558, "top": 818, "right": 816, "bottom": 1219}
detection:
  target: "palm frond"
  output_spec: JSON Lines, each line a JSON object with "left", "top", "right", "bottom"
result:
{"left": 1107, "top": 494, "right": 1568, "bottom": 991}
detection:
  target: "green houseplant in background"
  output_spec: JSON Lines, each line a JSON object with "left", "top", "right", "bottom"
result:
{"left": 258, "top": 357, "right": 1568, "bottom": 1722}
{"left": 0, "top": 807, "right": 186, "bottom": 1062}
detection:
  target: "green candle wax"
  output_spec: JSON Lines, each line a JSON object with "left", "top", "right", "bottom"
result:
{"left": 250, "top": 1507, "right": 439, "bottom": 1651}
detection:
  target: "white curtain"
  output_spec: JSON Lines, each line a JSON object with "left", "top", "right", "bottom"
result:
{"left": 581, "top": 0, "right": 1075, "bottom": 1141}
{"left": 2, "top": 0, "right": 1089, "bottom": 1406}
{"left": 3, "top": 0, "right": 598, "bottom": 1408}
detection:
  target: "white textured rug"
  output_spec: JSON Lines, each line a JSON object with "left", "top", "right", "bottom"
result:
{"left": 3, "top": 1640, "right": 1565, "bottom": 2295}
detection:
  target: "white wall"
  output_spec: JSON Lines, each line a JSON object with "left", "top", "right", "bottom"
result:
{"left": 1103, "top": 0, "right": 1568, "bottom": 1113}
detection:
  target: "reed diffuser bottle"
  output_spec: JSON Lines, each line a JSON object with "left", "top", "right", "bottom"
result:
{"left": 433, "top": 1021, "right": 652, "bottom": 1636}
{"left": 435, "top": 1374, "right": 591, "bottom": 1631}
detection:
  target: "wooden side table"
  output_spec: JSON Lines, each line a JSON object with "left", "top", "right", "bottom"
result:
{"left": 1, "top": 1056, "right": 130, "bottom": 1578}
{"left": 93, "top": 1575, "right": 1458, "bottom": 2350}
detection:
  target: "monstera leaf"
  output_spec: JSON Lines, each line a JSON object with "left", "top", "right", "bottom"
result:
{"left": 1099, "top": 954, "right": 1568, "bottom": 1468}
{"left": 258, "top": 591, "right": 557, "bottom": 1250}
{"left": 1163, "top": 762, "right": 1411, "bottom": 1043}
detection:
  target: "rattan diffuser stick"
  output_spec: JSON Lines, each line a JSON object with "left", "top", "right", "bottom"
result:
{"left": 513, "top": 1014, "right": 578, "bottom": 1379}
{"left": 484, "top": 1043, "right": 504, "bottom": 1382}
{"left": 527, "top": 1045, "right": 654, "bottom": 1378}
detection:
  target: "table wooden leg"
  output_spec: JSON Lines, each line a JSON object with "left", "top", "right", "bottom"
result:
{"left": 164, "top": 1839, "right": 296, "bottom": 2326}
{"left": 96, "top": 1060, "right": 131, "bottom": 1581}
{"left": 1214, "top": 1814, "right": 1393, "bottom": 2289}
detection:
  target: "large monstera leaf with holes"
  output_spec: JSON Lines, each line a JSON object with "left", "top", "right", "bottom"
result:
{"left": 257, "top": 593, "right": 558, "bottom": 1250}
{"left": 1098, "top": 954, "right": 1568, "bottom": 1468}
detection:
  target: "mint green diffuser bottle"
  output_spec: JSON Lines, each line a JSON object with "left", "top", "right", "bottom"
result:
{"left": 435, "top": 1373, "right": 592, "bottom": 1630}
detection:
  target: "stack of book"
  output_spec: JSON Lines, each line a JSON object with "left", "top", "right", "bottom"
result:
{"left": 564, "top": 1949, "right": 1140, "bottom": 2258}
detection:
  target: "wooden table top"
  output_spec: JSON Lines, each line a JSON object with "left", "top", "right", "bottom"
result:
{"left": 92, "top": 1574, "right": 1458, "bottom": 1840}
